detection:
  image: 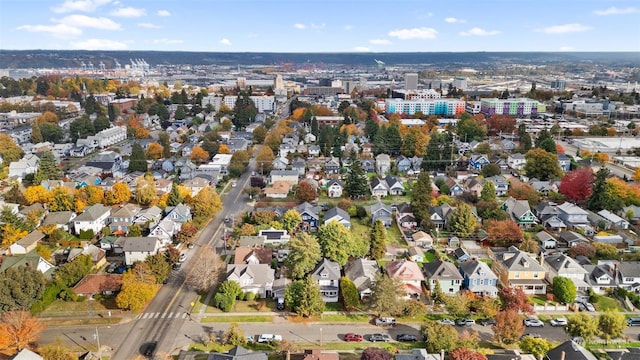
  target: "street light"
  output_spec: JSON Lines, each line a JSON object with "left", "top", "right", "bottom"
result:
{"left": 93, "top": 326, "right": 101, "bottom": 359}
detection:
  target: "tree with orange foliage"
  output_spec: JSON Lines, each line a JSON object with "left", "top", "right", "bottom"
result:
{"left": 593, "top": 152, "right": 610, "bottom": 163}
{"left": 145, "top": 142, "right": 164, "bottom": 160}
{"left": 556, "top": 144, "right": 565, "bottom": 154}
{"left": 0, "top": 310, "right": 45, "bottom": 355}
{"left": 291, "top": 107, "right": 308, "bottom": 122}
{"left": 45, "top": 186, "right": 74, "bottom": 212}
{"left": 499, "top": 286, "right": 534, "bottom": 314}
{"left": 450, "top": 348, "right": 487, "bottom": 360}
{"left": 36, "top": 111, "right": 58, "bottom": 124}
{"left": 134, "top": 127, "right": 150, "bottom": 138}
{"left": 493, "top": 309, "right": 525, "bottom": 344}
{"left": 485, "top": 219, "right": 523, "bottom": 247}
{"left": 190, "top": 146, "right": 210, "bottom": 163}
{"left": 103, "top": 183, "right": 131, "bottom": 205}
{"left": 218, "top": 144, "right": 230, "bottom": 154}
{"left": 1, "top": 224, "right": 28, "bottom": 248}
{"left": 486, "top": 115, "right": 516, "bottom": 136}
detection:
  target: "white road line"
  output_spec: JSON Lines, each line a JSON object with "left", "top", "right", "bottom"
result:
{"left": 181, "top": 313, "right": 187, "bottom": 319}
{"left": 154, "top": 312, "right": 160, "bottom": 319}
{"left": 168, "top": 312, "right": 174, "bottom": 318}
{"left": 142, "top": 313, "right": 150, "bottom": 319}
{"left": 161, "top": 313, "right": 166, "bottom": 318}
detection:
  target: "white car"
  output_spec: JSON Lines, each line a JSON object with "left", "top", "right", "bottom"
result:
{"left": 375, "top": 317, "right": 396, "bottom": 326}
{"left": 257, "top": 334, "right": 282, "bottom": 343}
{"left": 437, "top": 318, "right": 455, "bottom": 325}
{"left": 550, "top": 317, "right": 568, "bottom": 327}
{"left": 179, "top": 253, "right": 187, "bottom": 263}
{"left": 524, "top": 318, "right": 544, "bottom": 327}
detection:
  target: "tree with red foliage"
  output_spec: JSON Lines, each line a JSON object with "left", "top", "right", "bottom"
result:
{"left": 295, "top": 181, "right": 318, "bottom": 203}
{"left": 567, "top": 242, "right": 596, "bottom": 259}
{"left": 361, "top": 347, "right": 393, "bottom": 360}
{"left": 485, "top": 219, "right": 523, "bottom": 247}
{"left": 493, "top": 309, "right": 525, "bottom": 344}
{"left": 486, "top": 115, "right": 516, "bottom": 136}
{"left": 558, "top": 167, "right": 594, "bottom": 204}
{"left": 499, "top": 287, "right": 533, "bottom": 314}
{"left": 556, "top": 144, "right": 565, "bottom": 154}
{"left": 450, "top": 348, "right": 487, "bottom": 360}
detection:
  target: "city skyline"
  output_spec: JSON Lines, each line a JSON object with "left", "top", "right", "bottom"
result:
{"left": 0, "top": 0, "right": 639, "bottom": 53}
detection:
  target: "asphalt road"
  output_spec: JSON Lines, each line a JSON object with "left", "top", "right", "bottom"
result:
{"left": 105, "top": 153, "right": 257, "bottom": 359}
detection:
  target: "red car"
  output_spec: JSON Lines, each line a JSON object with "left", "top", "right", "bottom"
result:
{"left": 344, "top": 333, "right": 363, "bottom": 342}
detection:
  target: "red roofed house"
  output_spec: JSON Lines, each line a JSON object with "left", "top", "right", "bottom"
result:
{"left": 72, "top": 274, "right": 123, "bottom": 299}
{"left": 385, "top": 259, "right": 425, "bottom": 299}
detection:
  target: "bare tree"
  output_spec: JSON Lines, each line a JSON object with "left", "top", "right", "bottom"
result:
{"left": 186, "top": 245, "right": 224, "bottom": 293}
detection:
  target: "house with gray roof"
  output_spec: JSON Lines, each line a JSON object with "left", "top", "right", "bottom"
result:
{"left": 344, "top": 258, "right": 379, "bottom": 299}
{"left": 133, "top": 206, "right": 163, "bottom": 227}
{"left": 486, "top": 175, "right": 509, "bottom": 196}
{"left": 9, "top": 230, "right": 45, "bottom": 255}
{"left": 582, "top": 263, "right": 618, "bottom": 294}
{"left": 491, "top": 246, "right": 547, "bottom": 295}
{"left": 537, "top": 231, "right": 558, "bottom": 249}
{"left": 543, "top": 253, "right": 590, "bottom": 294}
{"left": 369, "top": 201, "right": 392, "bottom": 226}
{"left": 311, "top": 258, "right": 341, "bottom": 302}
{"left": 178, "top": 346, "right": 268, "bottom": 360}
{"left": 43, "top": 211, "right": 77, "bottom": 232}
{"left": 324, "top": 207, "right": 351, "bottom": 229}
{"left": 73, "top": 204, "right": 111, "bottom": 235}
{"left": 423, "top": 260, "right": 464, "bottom": 295}
{"left": 501, "top": 196, "right": 537, "bottom": 228}
{"left": 296, "top": 202, "right": 320, "bottom": 231}
{"left": 617, "top": 261, "right": 640, "bottom": 292}
{"left": 226, "top": 264, "right": 275, "bottom": 298}
{"left": 546, "top": 340, "right": 597, "bottom": 360}
{"left": 557, "top": 202, "right": 590, "bottom": 228}
{"left": 122, "top": 237, "right": 161, "bottom": 265}
{"left": 459, "top": 260, "right": 499, "bottom": 297}
{"left": 598, "top": 209, "right": 629, "bottom": 230}
{"left": 166, "top": 203, "right": 192, "bottom": 224}
{"left": 375, "top": 154, "right": 391, "bottom": 175}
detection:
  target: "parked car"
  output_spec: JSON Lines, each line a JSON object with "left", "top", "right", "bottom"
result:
{"left": 257, "top": 334, "right": 282, "bottom": 343}
{"left": 437, "top": 318, "right": 455, "bottom": 325}
{"left": 224, "top": 217, "right": 231, "bottom": 223}
{"left": 456, "top": 318, "right": 476, "bottom": 327}
{"left": 179, "top": 253, "right": 187, "bottom": 262}
{"left": 344, "top": 333, "right": 363, "bottom": 342}
{"left": 479, "top": 318, "right": 497, "bottom": 326}
{"left": 396, "top": 334, "right": 418, "bottom": 342}
{"left": 276, "top": 297, "right": 285, "bottom": 310}
{"left": 172, "top": 263, "right": 182, "bottom": 271}
{"left": 187, "top": 243, "right": 195, "bottom": 249}
{"left": 627, "top": 318, "right": 640, "bottom": 326}
{"left": 375, "top": 317, "right": 396, "bottom": 326}
{"left": 583, "top": 302, "right": 596, "bottom": 312}
{"left": 368, "top": 334, "right": 390, "bottom": 342}
{"left": 524, "top": 318, "right": 544, "bottom": 327}
{"left": 144, "top": 342, "right": 157, "bottom": 357}
{"left": 106, "top": 263, "right": 118, "bottom": 273}
{"left": 550, "top": 318, "right": 568, "bottom": 327}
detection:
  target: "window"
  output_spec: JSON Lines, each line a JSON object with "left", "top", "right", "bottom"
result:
{"left": 534, "top": 273, "right": 539, "bottom": 278}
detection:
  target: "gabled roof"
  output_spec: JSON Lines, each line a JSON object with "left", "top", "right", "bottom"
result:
{"left": 43, "top": 211, "right": 76, "bottom": 225}
{"left": 324, "top": 207, "right": 350, "bottom": 223}
{"left": 497, "top": 248, "right": 545, "bottom": 272}
{"left": 311, "top": 258, "right": 341, "bottom": 281}
{"left": 502, "top": 196, "right": 535, "bottom": 220}
{"left": 122, "top": 237, "right": 160, "bottom": 252}
{"left": 546, "top": 340, "right": 597, "bottom": 360}
{"left": 422, "top": 260, "right": 463, "bottom": 281}
{"left": 233, "top": 246, "right": 273, "bottom": 265}
{"left": 557, "top": 202, "right": 589, "bottom": 216}
{"left": 110, "top": 204, "right": 141, "bottom": 219}
{"left": 544, "top": 254, "right": 588, "bottom": 274}
{"left": 74, "top": 204, "right": 110, "bottom": 222}
{"left": 15, "top": 230, "right": 45, "bottom": 248}
{"left": 370, "top": 201, "right": 392, "bottom": 215}
{"left": 295, "top": 202, "right": 320, "bottom": 218}
{"left": 386, "top": 259, "right": 425, "bottom": 281}
{"left": 226, "top": 264, "right": 275, "bottom": 285}
{"left": 618, "top": 262, "right": 640, "bottom": 278}
{"left": 344, "top": 258, "right": 379, "bottom": 292}
{"left": 459, "top": 260, "right": 498, "bottom": 280}
{"left": 327, "top": 179, "right": 342, "bottom": 187}
{"left": 72, "top": 274, "right": 123, "bottom": 295}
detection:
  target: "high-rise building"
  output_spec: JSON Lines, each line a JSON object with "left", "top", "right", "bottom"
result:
{"left": 551, "top": 79, "right": 566, "bottom": 90}
{"left": 480, "top": 98, "right": 545, "bottom": 116}
{"left": 405, "top": 73, "right": 419, "bottom": 90}
{"left": 453, "top": 77, "right": 468, "bottom": 91}
{"left": 385, "top": 98, "right": 465, "bottom": 116}
{"left": 274, "top": 74, "right": 284, "bottom": 90}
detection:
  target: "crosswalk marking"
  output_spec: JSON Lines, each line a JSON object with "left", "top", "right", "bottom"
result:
{"left": 154, "top": 313, "right": 160, "bottom": 319}
{"left": 168, "top": 312, "right": 173, "bottom": 318}
{"left": 142, "top": 313, "right": 150, "bottom": 319}
{"left": 181, "top": 313, "right": 187, "bottom": 319}
{"left": 135, "top": 311, "right": 191, "bottom": 320}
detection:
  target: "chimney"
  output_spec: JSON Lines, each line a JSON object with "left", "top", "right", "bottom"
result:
{"left": 560, "top": 351, "right": 565, "bottom": 360}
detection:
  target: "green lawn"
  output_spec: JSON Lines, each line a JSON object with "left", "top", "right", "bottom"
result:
{"left": 422, "top": 251, "right": 436, "bottom": 263}
{"left": 529, "top": 296, "right": 547, "bottom": 306}
{"left": 201, "top": 315, "right": 273, "bottom": 323}
{"left": 592, "top": 294, "right": 623, "bottom": 311}
{"left": 319, "top": 313, "right": 369, "bottom": 322}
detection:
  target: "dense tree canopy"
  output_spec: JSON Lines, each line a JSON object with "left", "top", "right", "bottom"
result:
{"left": 0, "top": 266, "right": 47, "bottom": 312}
{"left": 524, "top": 148, "right": 562, "bottom": 181}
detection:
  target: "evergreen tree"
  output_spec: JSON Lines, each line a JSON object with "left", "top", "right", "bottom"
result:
{"left": 345, "top": 158, "right": 368, "bottom": 198}
{"left": 167, "top": 184, "right": 183, "bottom": 207}
{"left": 411, "top": 172, "right": 434, "bottom": 230}
{"left": 370, "top": 219, "right": 387, "bottom": 260}
{"left": 422, "top": 132, "right": 455, "bottom": 172}
{"left": 384, "top": 123, "right": 402, "bottom": 155}
{"left": 480, "top": 181, "right": 497, "bottom": 202}
{"left": 158, "top": 132, "right": 171, "bottom": 158}
{"left": 33, "top": 151, "right": 61, "bottom": 184}
{"left": 372, "top": 126, "right": 387, "bottom": 155}
{"left": 364, "top": 118, "right": 379, "bottom": 140}
{"left": 587, "top": 168, "right": 623, "bottom": 211}
{"left": 232, "top": 91, "right": 257, "bottom": 129}
{"left": 517, "top": 124, "right": 532, "bottom": 152}
{"left": 128, "top": 142, "right": 148, "bottom": 172}
{"left": 311, "top": 117, "right": 319, "bottom": 137}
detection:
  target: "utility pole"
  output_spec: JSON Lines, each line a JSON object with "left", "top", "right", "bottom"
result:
{"left": 94, "top": 327, "right": 101, "bottom": 359}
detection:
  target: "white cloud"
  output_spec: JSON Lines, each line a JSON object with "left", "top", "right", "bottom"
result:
{"left": 153, "top": 38, "right": 184, "bottom": 44}
{"left": 157, "top": 10, "right": 171, "bottom": 16}
{"left": 559, "top": 46, "right": 574, "bottom": 51}
{"left": 536, "top": 23, "right": 591, "bottom": 34}
{"left": 310, "top": 23, "right": 325, "bottom": 30}
{"left": 51, "top": 0, "right": 111, "bottom": 13}
{"left": 459, "top": 27, "right": 501, "bottom": 36}
{"left": 344, "top": 25, "right": 353, "bottom": 31}
{"left": 54, "top": 14, "right": 122, "bottom": 30}
{"left": 70, "top": 38, "right": 127, "bottom": 50}
{"left": 17, "top": 23, "right": 82, "bottom": 38}
{"left": 219, "top": 38, "right": 231, "bottom": 46}
{"left": 138, "top": 23, "right": 161, "bottom": 29}
{"left": 370, "top": 39, "right": 391, "bottom": 45}
{"left": 445, "top": 17, "right": 466, "bottom": 23}
{"left": 294, "top": 23, "right": 306, "bottom": 29}
{"left": 353, "top": 46, "right": 370, "bottom": 52}
{"left": 594, "top": 6, "right": 638, "bottom": 15}
{"left": 388, "top": 27, "right": 438, "bottom": 40}
{"left": 110, "top": 7, "right": 146, "bottom": 17}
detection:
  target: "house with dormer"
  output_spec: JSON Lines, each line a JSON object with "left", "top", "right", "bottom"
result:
{"left": 375, "top": 154, "right": 391, "bottom": 175}
{"left": 537, "top": 231, "right": 558, "bottom": 249}
{"left": 370, "top": 177, "right": 389, "bottom": 197}
{"left": 149, "top": 218, "right": 180, "bottom": 246}
{"left": 469, "top": 154, "right": 490, "bottom": 171}
{"left": 429, "top": 204, "right": 455, "bottom": 229}
{"left": 226, "top": 264, "right": 275, "bottom": 298}
{"left": 396, "top": 202, "right": 417, "bottom": 230}
{"left": 108, "top": 204, "right": 141, "bottom": 235}
{"left": 463, "top": 177, "right": 484, "bottom": 197}
{"left": 385, "top": 176, "right": 404, "bottom": 196}
{"left": 583, "top": 263, "right": 618, "bottom": 294}
{"left": 360, "top": 158, "right": 374, "bottom": 173}
{"left": 324, "top": 207, "right": 351, "bottom": 229}
{"left": 501, "top": 196, "right": 537, "bottom": 228}
{"left": 459, "top": 260, "right": 499, "bottom": 297}
{"left": 543, "top": 253, "right": 590, "bottom": 294}
{"left": 272, "top": 156, "right": 289, "bottom": 171}
{"left": 133, "top": 206, "right": 163, "bottom": 228}
{"left": 344, "top": 258, "right": 379, "bottom": 299}
{"left": 423, "top": 260, "right": 464, "bottom": 295}
{"left": 396, "top": 156, "right": 412, "bottom": 173}
{"left": 325, "top": 158, "right": 341, "bottom": 174}
{"left": 507, "top": 153, "right": 527, "bottom": 171}
{"left": 311, "top": 259, "right": 341, "bottom": 302}
{"left": 326, "top": 179, "right": 343, "bottom": 198}
{"left": 490, "top": 246, "right": 547, "bottom": 294}
{"left": 73, "top": 204, "right": 111, "bottom": 235}
{"left": 233, "top": 245, "right": 273, "bottom": 265}
{"left": 486, "top": 175, "right": 509, "bottom": 196}
{"left": 386, "top": 259, "right": 425, "bottom": 299}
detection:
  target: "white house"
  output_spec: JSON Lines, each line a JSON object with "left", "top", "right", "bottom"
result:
{"left": 8, "top": 154, "right": 39, "bottom": 179}
{"left": 122, "top": 237, "right": 161, "bottom": 266}
{"left": 149, "top": 218, "right": 180, "bottom": 246}
{"left": 326, "top": 179, "right": 343, "bottom": 198}
{"left": 226, "top": 264, "right": 275, "bottom": 298}
{"left": 73, "top": 204, "right": 111, "bottom": 235}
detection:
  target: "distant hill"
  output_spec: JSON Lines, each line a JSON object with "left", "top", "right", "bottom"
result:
{"left": 1, "top": 50, "right": 639, "bottom": 69}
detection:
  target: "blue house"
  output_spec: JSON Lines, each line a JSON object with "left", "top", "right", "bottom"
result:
{"left": 295, "top": 202, "right": 320, "bottom": 231}
{"left": 459, "top": 259, "right": 499, "bottom": 297}
{"left": 469, "top": 155, "right": 490, "bottom": 171}
{"left": 396, "top": 156, "right": 412, "bottom": 173}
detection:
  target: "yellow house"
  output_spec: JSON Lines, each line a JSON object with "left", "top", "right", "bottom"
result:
{"left": 490, "top": 246, "right": 547, "bottom": 295}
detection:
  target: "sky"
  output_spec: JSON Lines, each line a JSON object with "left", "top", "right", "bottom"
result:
{"left": 0, "top": 0, "right": 639, "bottom": 52}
